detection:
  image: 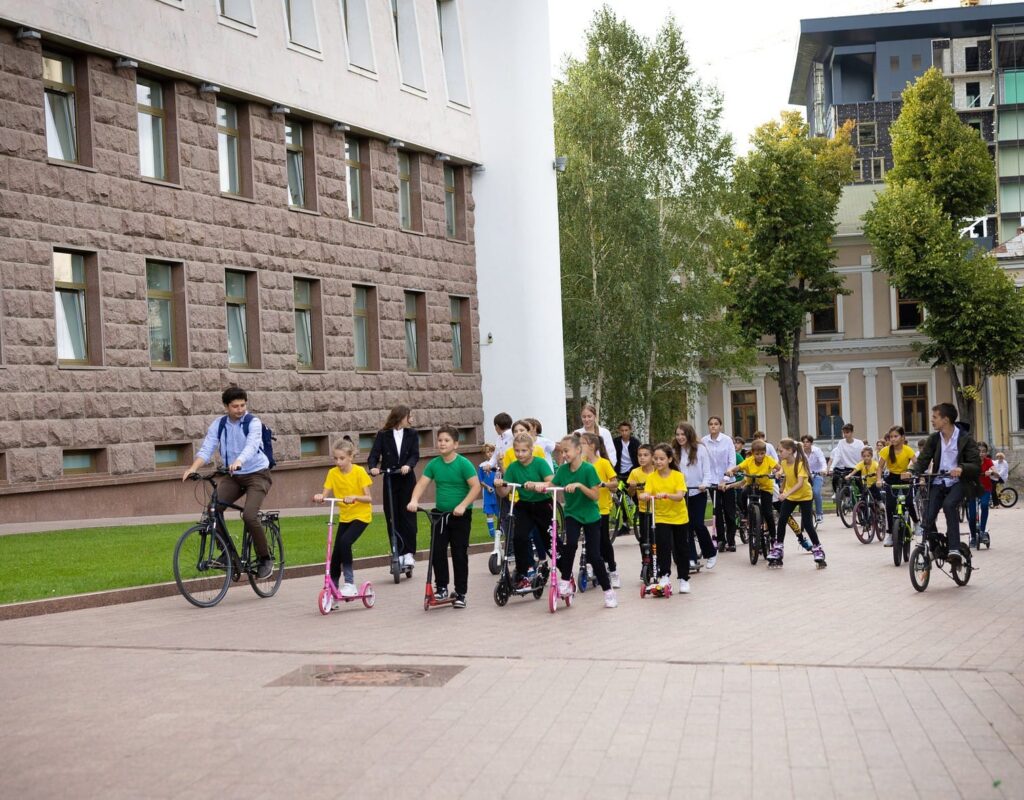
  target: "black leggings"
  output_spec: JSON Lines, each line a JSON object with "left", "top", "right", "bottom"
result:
{"left": 330, "top": 519, "right": 368, "bottom": 584}
{"left": 431, "top": 509, "right": 472, "bottom": 595}
{"left": 598, "top": 514, "right": 616, "bottom": 572}
{"left": 685, "top": 492, "right": 716, "bottom": 560}
{"left": 776, "top": 499, "right": 819, "bottom": 546}
{"left": 512, "top": 500, "right": 552, "bottom": 576}
{"left": 660, "top": 522, "right": 690, "bottom": 580}
{"left": 558, "top": 517, "right": 610, "bottom": 591}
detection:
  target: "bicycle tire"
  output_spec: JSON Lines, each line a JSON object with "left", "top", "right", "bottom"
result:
{"left": 748, "top": 505, "right": 761, "bottom": 565}
{"left": 852, "top": 501, "right": 873, "bottom": 544}
{"left": 174, "top": 525, "right": 232, "bottom": 608}
{"left": 837, "top": 487, "right": 854, "bottom": 528}
{"left": 909, "top": 545, "right": 930, "bottom": 592}
{"left": 957, "top": 501, "right": 966, "bottom": 523}
{"left": 248, "top": 519, "right": 284, "bottom": 598}
{"left": 892, "top": 519, "right": 904, "bottom": 567}
{"left": 997, "top": 487, "right": 1018, "bottom": 508}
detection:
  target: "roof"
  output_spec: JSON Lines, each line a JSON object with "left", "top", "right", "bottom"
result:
{"left": 834, "top": 183, "right": 881, "bottom": 238}
{"left": 992, "top": 228, "right": 1024, "bottom": 259}
{"left": 790, "top": 3, "right": 1024, "bottom": 105}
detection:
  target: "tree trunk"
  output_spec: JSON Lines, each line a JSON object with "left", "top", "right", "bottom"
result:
{"left": 593, "top": 367, "right": 605, "bottom": 422}
{"left": 638, "top": 343, "right": 658, "bottom": 442}
{"left": 776, "top": 329, "right": 802, "bottom": 439}
{"left": 944, "top": 359, "right": 977, "bottom": 432}
{"left": 961, "top": 363, "right": 978, "bottom": 433}
{"left": 570, "top": 381, "right": 582, "bottom": 433}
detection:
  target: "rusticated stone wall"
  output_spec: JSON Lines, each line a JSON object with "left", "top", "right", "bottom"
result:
{"left": 0, "top": 28, "right": 483, "bottom": 523}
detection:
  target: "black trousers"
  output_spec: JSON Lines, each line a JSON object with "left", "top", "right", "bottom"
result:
{"left": 923, "top": 480, "right": 964, "bottom": 551}
{"left": 558, "top": 517, "right": 610, "bottom": 591}
{"left": 383, "top": 471, "right": 418, "bottom": 555}
{"left": 685, "top": 492, "right": 716, "bottom": 560}
{"left": 598, "top": 514, "right": 617, "bottom": 571}
{"left": 661, "top": 522, "right": 690, "bottom": 580}
{"left": 512, "top": 500, "right": 552, "bottom": 576}
{"left": 709, "top": 486, "right": 737, "bottom": 546}
{"left": 776, "top": 499, "right": 820, "bottom": 546}
{"left": 330, "top": 519, "right": 368, "bottom": 584}
{"left": 430, "top": 509, "right": 472, "bottom": 595}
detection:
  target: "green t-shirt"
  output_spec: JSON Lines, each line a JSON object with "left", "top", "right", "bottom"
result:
{"left": 552, "top": 460, "right": 601, "bottom": 524}
{"left": 424, "top": 454, "right": 477, "bottom": 512}
{"left": 504, "top": 457, "right": 553, "bottom": 503}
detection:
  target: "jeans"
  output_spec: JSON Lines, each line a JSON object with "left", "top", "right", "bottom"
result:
{"left": 811, "top": 474, "right": 824, "bottom": 519}
{"left": 923, "top": 481, "right": 963, "bottom": 552}
{"left": 967, "top": 490, "right": 991, "bottom": 537}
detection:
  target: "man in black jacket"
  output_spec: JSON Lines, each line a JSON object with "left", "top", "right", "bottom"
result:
{"left": 613, "top": 421, "right": 640, "bottom": 484}
{"left": 902, "top": 403, "right": 981, "bottom": 565}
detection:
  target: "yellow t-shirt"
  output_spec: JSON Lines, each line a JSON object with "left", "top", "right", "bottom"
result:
{"left": 590, "top": 457, "right": 617, "bottom": 515}
{"left": 737, "top": 455, "right": 777, "bottom": 493}
{"left": 323, "top": 465, "right": 373, "bottom": 523}
{"left": 780, "top": 459, "right": 812, "bottom": 502}
{"left": 643, "top": 469, "right": 689, "bottom": 525}
{"left": 627, "top": 466, "right": 655, "bottom": 512}
{"left": 850, "top": 460, "right": 879, "bottom": 488}
{"left": 503, "top": 444, "right": 546, "bottom": 471}
{"left": 878, "top": 445, "right": 916, "bottom": 479}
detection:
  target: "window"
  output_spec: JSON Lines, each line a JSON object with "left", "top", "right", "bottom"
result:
{"left": 457, "top": 427, "right": 476, "bottom": 444}
{"left": 353, "top": 284, "right": 379, "bottom": 370}
{"left": 358, "top": 433, "right": 376, "bottom": 451}
{"left": 890, "top": 55, "right": 900, "bottom": 72}
{"left": 340, "top": 0, "right": 374, "bottom": 71}
{"left": 450, "top": 296, "right": 470, "bottom": 372}
{"left": 1016, "top": 379, "right": 1024, "bottom": 430}
{"left": 284, "top": 0, "right": 319, "bottom": 50}
{"left": 912, "top": 53, "right": 922, "bottom": 71}
{"left": 965, "top": 45, "right": 980, "bottom": 73}
{"left": 218, "top": 100, "right": 241, "bottom": 194}
{"left": 0, "top": 452, "right": 6, "bottom": 484}
{"left": 155, "top": 443, "right": 191, "bottom": 468}
{"left": 811, "top": 297, "right": 838, "bottom": 334}
{"left": 219, "top": 0, "right": 254, "bottom": 26}
{"left": 814, "top": 387, "right": 842, "bottom": 439}
{"left": 300, "top": 435, "right": 328, "bottom": 458}
{"left": 901, "top": 383, "right": 928, "bottom": 435}
{"left": 730, "top": 390, "right": 757, "bottom": 440}
{"left": 225, "top": 270, "right": 260, "bottom": 368}
{"left": 852, "top": 158, "right": 864, "bottom": 183}
{"left": 444, "top": 164, "right": 466, "bottom": 239}
{"left": 391, "top": 0, "right": 426, "bottom": 90}
{"left": 404, "top": 291, "right": 427, "bottom": 371}
{"left": 43, "top": 51, "right": 79, "bottom": 163}
{"left": 437, "top": 0, "right": 470, "bottom": 106}
{"left": 966, "top": 81, "right": 981, "bottom": 108}
{"left": 896, "top": 291, "right": 923, "bottom": 330}
{"left": 63, "top": 448, "right": 105, "bottom": 475}
{"left": 418, "top": 429, "right": 433, "bottom": 451}
{"left": 285, "top": 120, "right": 305, "bottom": 207}
{"left": 54, "top": 251, "right": 100, "bottom": 365}
{"left": 398, "top": 151, "right": 416, "bottom": 230}
{"left": 345, "top": 137, "right": 371, "bottom": 221}
{"left": 137, "top": 78, "right": 166, "bottom": 180}
{"left": 857, "top": 122, "right": 877, "bottom": 148}
{"left": 871, "top": 157, "right": 885, "bottom": 182}
{"left": 294, "top": 277, "right": 324, "bottom": 370}
{"left": 147, "top": 260, "right": 188, "bottom": 367}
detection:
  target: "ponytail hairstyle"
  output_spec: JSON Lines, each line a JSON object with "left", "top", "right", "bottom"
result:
{"left": 886, "top": 425, "right": 906, "bottom": 463}
{"left": 580, "top": 431, "right": 609, "bottom": 461}
{"left": 652, "top": 442, "right": 679, "bottom": 471}
{"left": 511, "top": 431, "right": 535, "bottom": 450}
{"left": 779, "top": 438, "right": 811, "bottom": 480}
{"left": 674, "top": 421, "right": 699, "bottom": 467}
{"left": 332, "top": 435, "right": 358, "bottom": 457}
{"left": 382, "top": 405, "right": 411, "bottom": 432}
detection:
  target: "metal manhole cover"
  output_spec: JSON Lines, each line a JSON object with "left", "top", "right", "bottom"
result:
{"left": 267, "top": 664, "right": 465, "bottom": 688}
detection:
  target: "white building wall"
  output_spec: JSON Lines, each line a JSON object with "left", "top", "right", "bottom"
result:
{"left": 462, "top": 0, "right": 567, "bottom": 439}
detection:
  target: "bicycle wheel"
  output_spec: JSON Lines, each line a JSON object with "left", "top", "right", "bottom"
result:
{"left": 875, "top": 504, "right": 887, "bottom": 541}
{"left": 951, "top": 544, "right": 972, "bottom": 586}
{"left": 608, "top": 508, "right": 619, "bottom": 543}
{"left": 249, "top": 519, "right": 284, "bottom": 598}
{"left": 892, "top": 519, "right": 904, "bottom": 567}
{"left": 997, "top": 487, "right": 1018, "bottom": 508}
{"left": 748, "top": 506, "right": 761, "bottom": 565}
{"left": 957, "top": 501, "right": 966, "bottom": 523}
{"left": 837, "top": 488, "right": 853, "bottom": 528}
{"left": 852, "top": 501, "right": 873, "bottom": 544}
{"left": 173, "top": 525, "right": 232, "bottom": 608}
{"left": 909, "top": 545, "right": 930, "bottom": 592}
{"left": 902, "top": 528, "right": 912, "bottom": 564}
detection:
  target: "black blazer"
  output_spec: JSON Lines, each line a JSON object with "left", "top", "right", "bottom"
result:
{"left": 367, "top": 428, "right": 420, "bottom": 473}
{"left": 912, "top": 428, "right": 981, "bottom": 498}
{"left": 613, "top": 436, "right": 639, "bottom": 474}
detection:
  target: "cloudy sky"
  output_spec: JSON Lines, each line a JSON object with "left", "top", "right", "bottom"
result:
{"left": 548, "top": 0, "right": 1020, "bottom": 152}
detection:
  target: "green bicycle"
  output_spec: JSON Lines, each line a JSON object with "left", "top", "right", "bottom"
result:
{"left": 883, "top": 483, "right": 915, "bottom": 567}
{"left": 608, "top": 480, "right": 639, "bottom": 542}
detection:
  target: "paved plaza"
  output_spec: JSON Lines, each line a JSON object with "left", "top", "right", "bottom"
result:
{"left": 1, "top": 508, "right": 1022, "bottom": 799}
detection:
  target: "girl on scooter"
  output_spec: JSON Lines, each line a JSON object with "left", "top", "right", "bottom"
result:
{"left": 581, "top": 432, "right": 621, "bottom": 589}
{"left": 313, "top": 438, "right": 373, "bottom": 598}
{"left": 367, "top": 405, "right": 420, "bottom": 570}
{"left": 496, "top": 432, "right": 554, "bottom": 588}
{"left": 638, "top": 443, "right": 690, "bottom": 594}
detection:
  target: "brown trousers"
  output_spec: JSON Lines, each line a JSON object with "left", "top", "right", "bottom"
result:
{"left": 217, "top": 469, "right": 273, "bottom": 558}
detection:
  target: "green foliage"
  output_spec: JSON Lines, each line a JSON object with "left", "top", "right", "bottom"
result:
{"left": 554, "top": 6, "right": 750, "bottom": 435}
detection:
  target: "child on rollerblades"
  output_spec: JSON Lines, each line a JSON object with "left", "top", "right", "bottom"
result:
{"left": 771, "top": 438, "right": 826, "bottom": 569}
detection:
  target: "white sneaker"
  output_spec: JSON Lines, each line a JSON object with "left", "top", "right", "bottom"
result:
{"left": 883, "top": 534, "right": 893, "bottom": 547}
{"left": 705, "top": 556, "right": 717, "bottom": 570}
{"left": 604, "top": 589, "right": 618, "bottom": 608}
{"left": 403, "top": 553, "right": 415, "bottom": 567}
{"left": 609, "top": 570, "right": 621, "bottom": 589}
{"left": 558, "top": 579, "right": 571, "bottom": 596}
{"left": 689, "top": 560, "right": 697, "bottom": 570}
{"left": 659, "top": 574, "right": 672, "bottom": 588}
{"left": 340, "top": 583, "right": 357, "bottom": 597}
{"left": 678, "top": 579, "right": 691, "bottom": 594}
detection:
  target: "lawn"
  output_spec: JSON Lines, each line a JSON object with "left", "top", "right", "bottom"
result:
{"left": 0, "top": 513, "right": 493, "bottom": 605}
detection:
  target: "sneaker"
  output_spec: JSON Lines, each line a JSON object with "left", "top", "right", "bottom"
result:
{"left": 883, "top": 534, "right": 893, "bottom": 547}
{"left": 603, "top": 590, "right": 618, "bottom": 608}
{"left": 256, "top": 557, "right": 274, "bottom": 579}
{"left": 815, "top": 516, "right": 823, "bottom": 526}
{"left": 558, "top": 579, "right": 571, "bottom": 596}
{"left": 726, "top": 544, "right": 737, "bottom": 552}
{"left": 340, "top": 582, "right": 357, "bottom": 597}
{"left": 659, "top": 574, "right": 671, "bottom": 588}
{"left": 525, "top": 567, "right": 537, "bottom": 580}
{"left": 403, "top": 553, "right": 415, "bottom": 567}
{"left": 678, "top": 579, "right": 691, "bottom": 594}
{"left": 609, "top": 570, "right": 621, "bottom": 589}
{"left": 689, "top": 560, "right": 697, "bottom": 570}
{"left": 705, "top": 555, "right": 717, "bottom": 570}
{"left": 516, "top": 577, "right": 531, "bottom": 590}
{"left": 435, "top": 587, "right": 449, "bottom": 601}
{"left": 453, "top": 594, "right": 467, "bottom": 608}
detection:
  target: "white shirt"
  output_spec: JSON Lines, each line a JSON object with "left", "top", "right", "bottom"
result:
{"left": 936, "top": 427, "right": 960, "bottom": 486}
{"left": 484, "top": 429, "right": 513, "bottom": 470}
{"left": 618, "top": 438, "right": 634, "bottom": 473}
{"left": 679, "top": 443, "right": 713, "bottom": 495}
{"left": 535, "top": 435, "right": 556, "bottom": 467}
{"left": 393, "top": 428, "right": 404, "bottom": 455}
{"left": 804, "top": 446, "right": 827, "bottom": 475}
{"left": 829, "top": 437, "right": 865, "bottom": 471}
{"left": 574, "top": 425, "right": 617, "bottom": 469}
{"left": 995, "top": 460, "right": 1009, "bottom": 481}
{"left": 764, "top": 442, "right": 778, "bottom": 461}
{"left": 701, "top": 432, "right": 734, "bottom": 483}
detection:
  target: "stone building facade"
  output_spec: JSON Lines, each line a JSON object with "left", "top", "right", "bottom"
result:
{"left": 0, "top": 0, "right": 541, "bottom": 525}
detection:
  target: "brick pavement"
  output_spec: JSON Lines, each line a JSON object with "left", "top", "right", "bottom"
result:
{"left": 1, "top": 508, "right": 1022, "bottom": 799}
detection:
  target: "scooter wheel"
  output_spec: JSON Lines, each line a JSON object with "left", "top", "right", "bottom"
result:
{"left": 640, "top": 583, "right": 646, "bottom": 599}
{"left": 493, "top": 581, "right": 510, "bottom": 607}
{"left": 577, "top": 568, "right": 588, "bottom": 592}
{"left": 488, "top": 553, "right": 500, "bottom": 575}
{"left": 317, "top": 588, "right": 332, "bottom": 615}
{"left": 548, "top": 586, "right": 558, "bottom": 614}
{"left": 361, "top": 582, "right": 375, "bottom": 609}
{"left": 393, "top": 571, "right": 400, "bottom": 584}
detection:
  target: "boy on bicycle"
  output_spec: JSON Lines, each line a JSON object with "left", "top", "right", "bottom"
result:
{"left": 183, "top": 387, "right": 274, "bottom": 579}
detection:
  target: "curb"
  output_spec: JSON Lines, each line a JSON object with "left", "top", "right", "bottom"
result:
{"left": 0, "top": 542, "right": 495, "bottom": 621}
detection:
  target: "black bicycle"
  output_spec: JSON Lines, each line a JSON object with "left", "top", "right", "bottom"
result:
{"left": 172, "top": 470, "right": 284, "bottom": 608}
{"left": 908, "top": 473, "right": 973, "bottom": 592}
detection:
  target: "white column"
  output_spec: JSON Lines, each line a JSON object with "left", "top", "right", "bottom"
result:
{"left": 863, "top": 367, "right": 878, "bottom": 445}
{"left": 861, "top": 270, "right": 875, "bottom": 339}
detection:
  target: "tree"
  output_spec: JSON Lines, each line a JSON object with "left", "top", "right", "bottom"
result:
{"left": 554, "top": 6, "right": 751, "bottom": 439}
{"left": 723, "top": 112, "right": 854, "bottom": 437}
{"left": 863, "top": 68, "right": 1024, "bottom": 430}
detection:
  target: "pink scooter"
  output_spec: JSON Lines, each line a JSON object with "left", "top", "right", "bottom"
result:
{"left": 545, "top": 486, "right": 576, "bottom": 613}
{"left": 317, "top": 497, "right": 375, "bottom": 614}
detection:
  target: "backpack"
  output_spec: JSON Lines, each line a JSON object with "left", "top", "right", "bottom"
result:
{"left": 218, "top": 413, "right": 276, "bottom": 469}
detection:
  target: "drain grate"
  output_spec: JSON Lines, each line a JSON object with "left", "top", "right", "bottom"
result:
{"left": 267, "top": 664, "right": 465, "bottom": 688}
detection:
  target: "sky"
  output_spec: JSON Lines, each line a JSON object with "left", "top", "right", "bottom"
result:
{"left": 548, "top": 0, "right": 1021, "bottom": 153}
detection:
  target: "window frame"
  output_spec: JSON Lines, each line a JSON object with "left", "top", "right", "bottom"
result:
{"left": 404, "top": 290, "right": 428, "bottom": 373}
{"left": 353, "top": 283, "right": 380, "bottom": 371}
{"left": 901, "top": 383, "right": 929, "bottom": 436}
{"left": 444, "top": 164, "right": 466, "bottom": 240}
{"left": 43, "top": 49, "right": 93, "bottom": 167}
{"left": 870, "top": 157, "right": 886, "bottom": 182}
{"left": 730, "top": 389, "right": 758, "bottom": 441}
{"left": 285, "top": 118, "right": 305, "bottom": 208}
{"left": 1016, "top": 378, "right": 1024, "bottom": 431}
{"left": 857, "top": 122, "right": 878, "bottom": 148}
{"left": 345, "top": 136, "right": 372, "bottom": 222}
{"left": 293, "top": 276, "right": 325, "bottom": 371}
{"left": 54, "top": 250, "right": 102, "bottom": 367}
{"left": 136, "top": 77, "right": 167, "bottom": 181}
{"left": 300, "top": 434, "right": 329, "bottom": 459}
{"left": 218, "top": 0, "right": 257, "bottom": 30}
{"left": 154, "top": 442, "right": 193, "bottom": 469}
{"left": 62, "top": 448, "right": 107, "bottom": 476}
{"left": 217, "top": 99, "right": 253, "bottom": 198}
{"left": 146, "top": 260, "right": 190, "bottom": 368}
{"left": 895, "top": 289, "right": 924, "bottom": 331}
{"left": 284, "top": 0, "right": 321, "bottom": 52}
{"left": 397, "top": 150, "right": 422, "bottom": 232}
{"left": 810, "top": 296, "right": 839, "bottom": 335}
{"left": 224, "top": 268, "right": 261, "bottom": 369}
{"left": 814, "top": 386, "right": 843, "bottom": 439}
{"left": 449, "top": 294, "right": 471, "bottom": 373}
